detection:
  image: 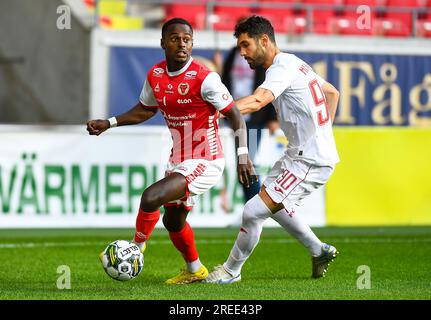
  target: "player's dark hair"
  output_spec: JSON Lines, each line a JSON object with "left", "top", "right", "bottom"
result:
{"left": 234, "top": 15, "right": 276, "bottom": 43}
{"left": 162, "top": 18, "right": 193, "bottom": 37}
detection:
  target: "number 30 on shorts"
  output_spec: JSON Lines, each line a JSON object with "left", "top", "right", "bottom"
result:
{"left": 273, "top": 169, "right": 298, "bottom": 194}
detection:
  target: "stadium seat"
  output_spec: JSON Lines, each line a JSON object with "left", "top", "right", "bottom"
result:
{"left": 82, "top": 0, "right": 96, "bottom": 12}
{"left": 98, "top": 0, "right": 127, "bottom": 15}
{"left": 257, "top": 0, "right": 307, "bottom": 34}
{"left": 374, "top": 0, "right": 423, "bottom": 37}
{"left": 304, "top": 0, "right": 344, "bottom": 34}
{"left": 416, "top": 18, "right": 431, "bottom": 36}
{"left": 212, "top": 0, "right": 254, "bottom": 31}
{"left": 99, "top": 15, "right": 144, "bottom": 30}
{"left": 416, "top": 1, "right": 431, "bottom": 37}
{"left": 95, "top": 0, "right": 144, "bottom": 30}
{"left": 163, "top": 3, "right": 207, "bottom": 30}
{"left": 334, "top": 0, "right": 380, "bottom": 35}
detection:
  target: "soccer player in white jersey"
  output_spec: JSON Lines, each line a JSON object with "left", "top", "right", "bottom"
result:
{"left": 205, "top": 16, "right": 340, "bottom": 283}
{"left": 87, "top": 18, "right": 255, "bottom": 284}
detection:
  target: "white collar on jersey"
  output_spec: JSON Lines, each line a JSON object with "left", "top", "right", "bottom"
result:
{"left": 166, "top": 57, "right": 194, "bottom": 77}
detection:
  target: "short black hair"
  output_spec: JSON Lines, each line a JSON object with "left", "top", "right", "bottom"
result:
{"left": 234, "top": 15, "right": 275, "bottom": 43}
{"left": 162, "top": 18, "right": 193, "bottom": 37}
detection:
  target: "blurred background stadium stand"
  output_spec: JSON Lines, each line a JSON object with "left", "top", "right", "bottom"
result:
{"left": 0, "top": 0, "right": 430, "bottom": 228}
{"left": 84, "top": 0, "right": 431, "bottom": 36}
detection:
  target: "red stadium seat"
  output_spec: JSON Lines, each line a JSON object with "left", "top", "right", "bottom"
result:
{"left": 373, "top": 0, "right": 423, "bottom": 36}
{"left": 334, "top": 0, "right": 381, "bottom": 35}
{"left": 212, "top": 0, "right": 254, "bottom": 31}
{"left": 417, "top": 18, "right": 431, "bottom": 36}
{"left": 164, "top": 3, "right": 207, "bottom": 30}
{"left": 343, "top": 0, "right": 386, "bottom": 7}
{"left": 83, "top": 0, "right": 95, "bottom": 9}
{"left": 304, "top": 0, "right": 344, "bottom": 34}
{"left": 416, "top": 1, "right": 431, "bottom": 37}
{"left": 257, "top": 0, "right": 306, "bottom": 34}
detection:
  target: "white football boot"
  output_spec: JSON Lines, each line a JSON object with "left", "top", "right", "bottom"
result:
{"left": 203, "top": 265, "right": 241, "bottom": 284}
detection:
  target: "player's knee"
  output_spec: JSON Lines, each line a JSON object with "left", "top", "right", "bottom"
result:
{"left": 242, "top": 198, "right": 257, "bottom": 224}
{"left": 242, "top": 195, "right": 270, "bottom": 225}
{"left": 140, "top": 190, "right": 161, "bottom": 211}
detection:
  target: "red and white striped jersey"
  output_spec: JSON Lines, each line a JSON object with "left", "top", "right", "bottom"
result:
{"left": 139, "top": 57, "right": 234, "bottom": 164}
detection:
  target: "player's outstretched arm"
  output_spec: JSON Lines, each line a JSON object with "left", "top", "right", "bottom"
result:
{"left": 223, "top": 106, "right": 258, "bottom": 188}
{"left": 321, "top": 81, "right": 339, "bottom": 123}
{"left": 235, "top": 88, "right": 275, "bottom": 115}
{"left": 86, "top": 102, "right": 157, "bottom": 136}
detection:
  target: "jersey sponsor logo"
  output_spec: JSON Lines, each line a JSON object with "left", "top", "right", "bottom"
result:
{"left": 177, "top": 98, "right": 192, "bottom": 104}
{"left": 165, "top": 83, "right": 174, "bottom": 94}
{"left": 184, "top": 70, "right": 197, "bottom": 80}
{"left": 178, "top": 82, "right": 190, "bottom": 95}
{"left": 153, "top": 68, "right": 164, "bottom": 77}
{"left": 154, "top": 83, "right": 160, "bottom": 92}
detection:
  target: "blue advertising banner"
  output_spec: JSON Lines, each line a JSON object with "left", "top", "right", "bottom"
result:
{"left": 109, "top": 46, "right": 431, "bottom": 126}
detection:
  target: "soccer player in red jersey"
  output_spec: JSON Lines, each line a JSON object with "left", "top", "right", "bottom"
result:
{"left": 87, "top": 18, "right": 255, "bottom": 284}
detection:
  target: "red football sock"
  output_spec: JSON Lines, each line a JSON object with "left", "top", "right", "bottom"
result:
{"left": 169, "top": 222, "right": 199, "bottom": 262}
{"left": 134, "top": 208, "right": 160, "bottom": 243}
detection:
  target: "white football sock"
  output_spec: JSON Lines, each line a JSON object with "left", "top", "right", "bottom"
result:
{"left": 224, "top": 194, "right": 271, "bottom": 276}
{"left": 187, "top": 258, "right": 203, "bottom": 273}
{"left": 272, "top": 208, "right": 323, "bottom": 257}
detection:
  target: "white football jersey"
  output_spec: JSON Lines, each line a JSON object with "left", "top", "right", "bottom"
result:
{"left": 259, "top": 52, "right": 340, "bottom": 167}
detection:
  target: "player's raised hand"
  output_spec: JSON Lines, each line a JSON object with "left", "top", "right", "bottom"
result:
{"left": 86, "top": 119, "right": 110, "bottom": 136}
{"left": 237, "top": 154, "right": 258, "bottom": 188}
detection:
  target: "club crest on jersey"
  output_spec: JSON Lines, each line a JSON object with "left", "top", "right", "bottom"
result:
{"left": 184, "top": 70, "right": 197, "bottom": 80}
{"left": 153, "top": 68, "right": 164, "bottom": 77}
{"left": 178, "top": 82, "right": 190, "bottom": 95}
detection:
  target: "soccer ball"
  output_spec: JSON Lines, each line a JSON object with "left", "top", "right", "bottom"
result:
{"left": 100, "top": 240, "right": 144, "bottom": 281}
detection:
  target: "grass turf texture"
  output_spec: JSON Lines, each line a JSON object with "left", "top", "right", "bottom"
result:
{"left": 0, "top": 227, "right": 430, "bottom": 300}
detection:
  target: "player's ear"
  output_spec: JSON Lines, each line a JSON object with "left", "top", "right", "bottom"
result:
{"left": 261, "top": 34, "right": 269, "bottom": 48}
{"left": 160, "top": 38, "right": 166, "bottom": 50}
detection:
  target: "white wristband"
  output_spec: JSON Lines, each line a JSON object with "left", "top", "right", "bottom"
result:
{"left": 237, "top": 147, "right": 249, "bottom": 156}
{"left": 108, "top": 117, "right": 117, "bottom": 128}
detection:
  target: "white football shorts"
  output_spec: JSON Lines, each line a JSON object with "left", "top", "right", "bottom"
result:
{"left": 263, "top": 155, "right": 334, "bottom": 210}
{"left": 165, "top": 158, "right": 225, "bottom": 209}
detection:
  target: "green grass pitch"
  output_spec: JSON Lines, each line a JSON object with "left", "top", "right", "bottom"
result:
{"left": 0, "top": 226, "right": 430, "bottom": 300}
